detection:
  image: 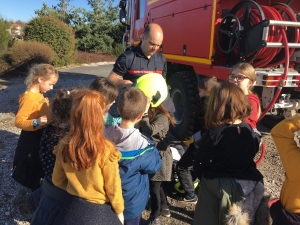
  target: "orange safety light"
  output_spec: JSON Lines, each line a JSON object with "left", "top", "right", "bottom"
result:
{"left": 262, "top": 75, "right": 283, "bottom": 86}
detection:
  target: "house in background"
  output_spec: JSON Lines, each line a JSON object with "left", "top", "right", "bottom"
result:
{"left": 11, "top": 23, "right": 22, "bottom": 36}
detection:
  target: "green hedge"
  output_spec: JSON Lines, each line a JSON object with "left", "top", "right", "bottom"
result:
{"left": 24, "top": 16, "right": 76, "bottom": 67}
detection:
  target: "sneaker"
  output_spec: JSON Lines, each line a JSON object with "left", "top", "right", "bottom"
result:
{"left": 148, "top": 217, "right": 161, "bottom": 225}
{"left": 183, "top": 194, "right": 198, "bottom": 203}
{"left": 175, "top": 193, "right": 197, "bottom": 203}
{"left": 160, "top": 205, "right": 171, "bottom": 217}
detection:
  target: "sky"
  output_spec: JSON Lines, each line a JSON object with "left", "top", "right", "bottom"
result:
{"left": 0, "top": 0, "right": 118, "bottom": 22}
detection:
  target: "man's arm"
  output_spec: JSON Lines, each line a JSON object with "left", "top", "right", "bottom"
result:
{"left": 107, "top": 71, "right": 133, "bottom": 89}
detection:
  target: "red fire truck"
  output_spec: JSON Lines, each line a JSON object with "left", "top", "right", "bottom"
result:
{"left": 118, "top": 0, "right": 300, "bottom": 140}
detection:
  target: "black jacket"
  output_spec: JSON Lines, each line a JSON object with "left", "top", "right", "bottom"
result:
{"left": 113, "top": 45, "right": 167, "bottom": 82}
{"left": 193, "top": 122, "right": 263, "bottom": 181}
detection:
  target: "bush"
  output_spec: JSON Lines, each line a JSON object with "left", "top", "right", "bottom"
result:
{"left": 24, "top": 16, "right": 76, "bottom": 67}
{"left": 0, "top": 56, "right": 11, "bottom": 75}
{"left": 8, "top": 41, "right": 55, "bottom": 70}
{"left": 112, "top": 43, "right": 124, "bottom": 57}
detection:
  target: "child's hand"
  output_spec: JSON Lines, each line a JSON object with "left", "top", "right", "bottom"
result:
{"left": 117, "top": 213, "right": 124, "bottom": 224}
{"left": 145, "top": 97, "right": 151, "bottom": 113}
{"left": 37, "top": 115, "right": 47, "bottom": 126}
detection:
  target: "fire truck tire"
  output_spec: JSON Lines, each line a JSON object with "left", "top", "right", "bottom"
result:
{"left": 260, "top": 114, "right": 284, "bottom": 129}
{"left": 169, "top": 71, "right": 199, "bottom": 140}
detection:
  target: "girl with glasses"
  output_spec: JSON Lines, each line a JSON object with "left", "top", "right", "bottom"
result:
{"left": 229, "top": 63, "right": 261, "bottom": 132}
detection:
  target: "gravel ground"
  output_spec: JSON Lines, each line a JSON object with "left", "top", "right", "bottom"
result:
{"left": 0, "top": 70, "right": 285, "bottom": 225}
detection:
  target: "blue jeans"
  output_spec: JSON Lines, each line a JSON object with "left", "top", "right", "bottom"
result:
{"left": 124, "top": 215, "right": 141, "bottom": 225}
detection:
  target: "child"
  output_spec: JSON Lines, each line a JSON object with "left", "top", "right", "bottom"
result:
{"left": 30, "top": 88, "right": 78, "bottom": 224}
{"left": 89, "top": 77, "right": 122, "bottom": 126}
{"left": 105, "top": 87, "right": 162, "bottom": 225}
{"left": 139, "top": 101, "right": 176, "bottom": 225}
{"left": 193, "top": 82, "right": 270, "bottom": 225}
{"left": 229, "top": 62, "right": 261, "bottom": 132}
{"left": 270, "top": 114, "right": 300, "bottom": 224}
{"left": 52, "top": 89, "right": 124, "bottom": 225}
{"left": 12, "top": 63, "right": 59, "bottom": 191}
{"left": 175, "top": 76, "right": 220, "bottom": 203}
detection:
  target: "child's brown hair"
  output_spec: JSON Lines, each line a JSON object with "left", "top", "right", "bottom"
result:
{"left": 89, "top": 77, "right": 118, "bottom": 105}
{"left": 118, "top": 87, "right": 147, "bottom": 121}
{"left": 198, "top": 76, "right": 220, "bottom": 90}
{"left": 205, "top": 82, "right": 252, "bottom": 129}
{"left": 51, "top": 88, "right": 79, "bottom": 128}
{"left": 148, "top": 104, "right": 176, "bottom": 126}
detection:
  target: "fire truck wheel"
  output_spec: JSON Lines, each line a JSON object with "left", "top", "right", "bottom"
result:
{"left": 260, "top": 114, "right": 284, "bottom": 129}
{"left": 169, "top": 71, "right": 199, "bottom": 140}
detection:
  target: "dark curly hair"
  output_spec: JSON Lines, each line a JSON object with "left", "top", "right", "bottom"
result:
{"left": 50, "top": 88, "right": 79, "bottom": 136}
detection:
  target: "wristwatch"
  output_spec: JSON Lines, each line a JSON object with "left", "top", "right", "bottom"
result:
{"left": 33, "top": 119, "right": 39, "bottom": 128}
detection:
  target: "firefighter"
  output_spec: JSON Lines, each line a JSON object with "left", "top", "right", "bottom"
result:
{"left": 107, "top": 23, "right": 175, "bottom": 116}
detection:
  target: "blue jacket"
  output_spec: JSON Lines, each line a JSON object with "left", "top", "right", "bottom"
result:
{"left": 105, "top": 125, "right": 162, "bottom": 220}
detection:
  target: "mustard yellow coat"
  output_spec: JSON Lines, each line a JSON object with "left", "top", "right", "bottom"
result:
{"left": 271, "top": 114, "right": 300, "bottom": 213}
{"left": 52, "top": 140, "right": 124, "bottom": 214}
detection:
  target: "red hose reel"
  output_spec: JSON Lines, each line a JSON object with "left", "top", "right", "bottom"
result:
{"left": 233, "top": 3, "right": 299, "bottom": 68}
{"left": 217, "top": 1, "right": 299, "bottom": 68}
{"left": 217, "top": 1, "right": 300, "bottom": 122}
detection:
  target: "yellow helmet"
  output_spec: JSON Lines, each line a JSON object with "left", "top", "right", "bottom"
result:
{"left": 135, "top": 73, "right": 168, "bottom": 107}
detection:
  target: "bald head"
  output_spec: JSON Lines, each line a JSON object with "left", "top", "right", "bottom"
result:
{"left": 144, "top": 23, "right": 163, "bottom": 39}
{"left": 141, "top": 23, "right": 164, "bottom": 58}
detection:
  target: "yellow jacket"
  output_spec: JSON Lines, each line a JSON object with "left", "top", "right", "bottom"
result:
{"left": 271, "top": 114, "right": 300, "bottom": 213}
{"left": 15, "top": 91, "right": 51, "bottom": 131}
{"left": 52, "top": 140, "right": 124, "bottom": 214}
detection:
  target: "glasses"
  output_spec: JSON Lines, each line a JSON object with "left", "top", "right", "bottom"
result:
{"left": 228, "top": 74, "right": 249, "bottom": 82}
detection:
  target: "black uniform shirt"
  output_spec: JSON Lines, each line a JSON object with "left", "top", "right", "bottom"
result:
{"left": 112, "top": 45, "right": 167, "bottom": 82}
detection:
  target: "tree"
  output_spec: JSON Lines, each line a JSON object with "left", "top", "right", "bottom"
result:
{"left": 0, "top": 18, "right": 12, "bottom": 52}
{"left": 34, "top": 0, "right": 122, "bottom": 53}
{"left": 72, "top": 0, "right": 119, "bottom": 52}
{"left": 35, "top": 2, "right": 72, "bottom": 24}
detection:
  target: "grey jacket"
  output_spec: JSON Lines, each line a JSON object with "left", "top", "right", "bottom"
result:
{"left": 139, "top": 114, "right": 173, "bottom": 181}
{"left": 105, "top": 125, "right": 149, "bottom": 150}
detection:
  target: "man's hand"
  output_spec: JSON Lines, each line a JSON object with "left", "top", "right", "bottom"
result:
{"left": 123, "top": 80, "right": 133, "bottom": 88}
{"left": 108, "top": 71, "right": 132, "bottom": 89}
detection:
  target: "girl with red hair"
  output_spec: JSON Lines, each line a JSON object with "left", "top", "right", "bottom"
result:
{"left": 52, "top": 89, "right": 124, "bottom": 225}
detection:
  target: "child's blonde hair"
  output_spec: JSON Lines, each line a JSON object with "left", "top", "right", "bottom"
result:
{"left": 25, "top": 64, "right": 58, "bottom": 88}
{"left": 230, "top": 63, "right": 256, "bottom": 93}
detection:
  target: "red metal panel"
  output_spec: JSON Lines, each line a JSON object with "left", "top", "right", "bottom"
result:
{"left": 143, "top": 0, "right": 213, "bottom": 58}
{"left": 194, "top": 65, "right": 231, "bottom": 81}
{"left": 130, "top": 0, "right": 300, "bottom": 73}
{"left": 151, "top": 7, "right": 213, "bottom": 57}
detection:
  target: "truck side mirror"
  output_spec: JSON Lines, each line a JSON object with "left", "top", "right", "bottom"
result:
{"left": 119, "top": 9, "right": 127, "bottom": 25}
